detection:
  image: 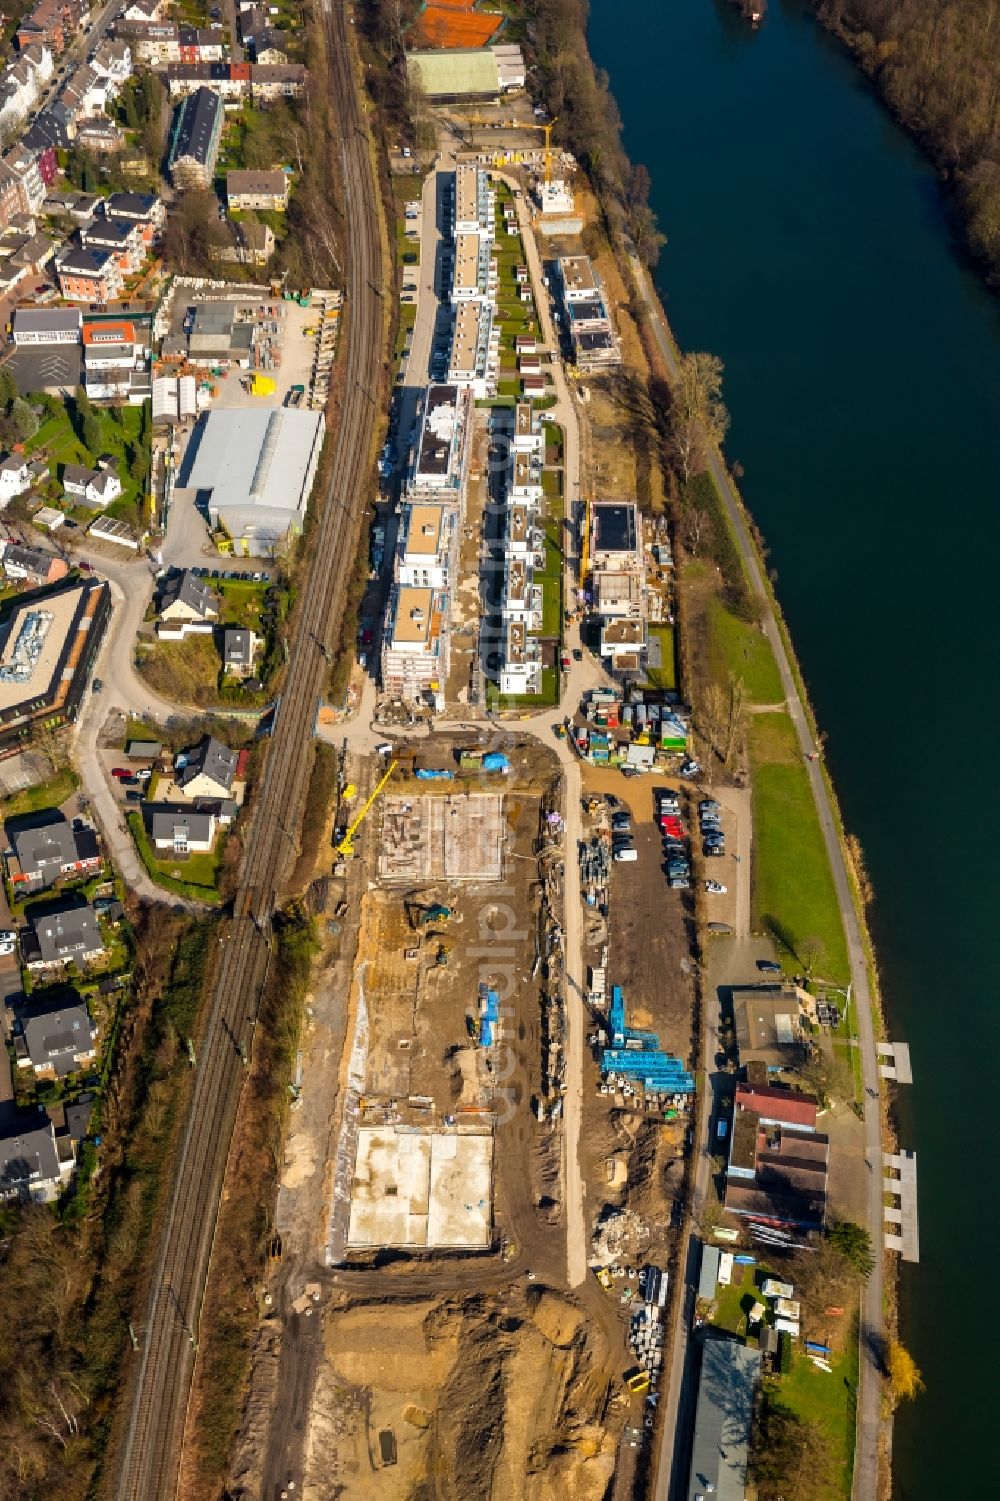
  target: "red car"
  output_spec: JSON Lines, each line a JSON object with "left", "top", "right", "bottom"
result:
{"left": 111, "top": 767, "right": 130, "bottom": 779}
{"left": 660, "top": 816, "right": 685, "bottom": 834}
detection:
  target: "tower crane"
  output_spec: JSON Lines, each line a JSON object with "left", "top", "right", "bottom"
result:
{"left": 540, "top": 117, "right": 559, "bottom": 185}
{"left": 334, "top": 759, "right": 397, "bottom": 858}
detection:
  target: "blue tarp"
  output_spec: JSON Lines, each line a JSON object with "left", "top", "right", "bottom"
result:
{"left": 415, "top": 768, "right": 455, "bottom": 780}
{"left": 481, "top": 988, "right": 499, "bottom": 1048}
{"left": 482, "top": 752, "right": 510, "bottom": 773}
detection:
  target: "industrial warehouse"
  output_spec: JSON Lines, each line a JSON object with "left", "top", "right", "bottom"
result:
{"left": 178, "top": 406, "right": 325, "bottom": 556}
{"left": 0, "top": 577, "right": 111, "bottom": 753}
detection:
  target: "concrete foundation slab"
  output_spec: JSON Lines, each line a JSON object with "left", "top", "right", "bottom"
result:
{"left": 347, "top": 1124, "right": 492, "bottom": 1249}
{"left": 378, "top": 793, "right": 505, "bottom": 882}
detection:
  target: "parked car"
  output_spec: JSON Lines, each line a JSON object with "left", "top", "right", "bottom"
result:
{"left": 703, "top": 842, "right": 726, "bottom": 858}
{"left": 111, "top": 767, "right": 130, "bottom": 779}
{"left": 757, "top": 959, "right": 782, "bottom": 974}
{"left": 611, "top": 813, "right": 632, "bottom": 832}
{"left": 125, "top": 790, "right": 143, "bottom": 804}
{"left": 679, "top": 759, "right": 700, "bottom": 778}
{"left": 700, "top": 799, "right": 720, "bottom": 812}
{"left": 613, "top": 847, "right": 638, "bottom": 862}
{"left": 705, "top": 880, "right": 727, "bottom": 894}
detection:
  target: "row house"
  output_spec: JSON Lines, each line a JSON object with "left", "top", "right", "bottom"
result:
{"left": 55, "top": 244, "right": 123, "bottom": 303}
{"left": 251, "top": 63, "right": 306, "bottom": 103}
{"left": 16, "top": 0, "right": 89, "bottom": 55}
{"left": 0, "top": 42, "right": 53, "bottom": 134}
{"left": 60, "top": 63, "right": 115, "bottom": 120}
{"left": 497, "top": 405, "right": 546, "bottom": 698}
{"left": 114, "top": 20, "right": 181, "bottom": 65}
{"left": 76, "top": 117, "right": 126, "bottom": 153}
{"left": 165, "top": 61, "right": 251, "bottom": 102}
{"left": 453, "top": 163, "right": 494, "bottom": 239}
{"left": 253, "top": 30, "right": 291, "bottom": 65}
{"left": 177, "top": 25, "right": 227, "bottom": 62}
{"left": 89, "top": 39, "right": 132, "bottom": 88}
{"left": 0, "top": 165, "right": 26, "bottom": 235}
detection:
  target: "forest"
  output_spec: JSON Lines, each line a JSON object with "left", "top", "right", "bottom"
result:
{"left": 814, "top": 0, "right": 1000, "bottom": 279}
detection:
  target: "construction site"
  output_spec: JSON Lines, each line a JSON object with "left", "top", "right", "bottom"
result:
{"left": 250, "top": 737, "right": 687, "bottom": 1501}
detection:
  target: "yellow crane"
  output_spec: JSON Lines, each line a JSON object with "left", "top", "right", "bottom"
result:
{"left": 540, "top": 117, "right": 559, "bottom": 185}
{"left": 334, "top": 759, "right": 397, "bottom": 858}
{"left": 579, "top": 491, "right": 592, "bottom": 585}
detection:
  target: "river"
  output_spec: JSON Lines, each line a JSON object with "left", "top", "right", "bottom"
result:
{"left": 588, "top": 0, "right": 1000, "bottom": 1494}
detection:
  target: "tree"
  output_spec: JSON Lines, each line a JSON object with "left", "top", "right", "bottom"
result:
{"left": 887, "top": 1338, "right": 924, "bottom": 1404}
{"left": 828, "top": 1219, "right": 875, "bottom": 1278}
{"left": 626, "top": 162, "right": 666, "bottom": 266}
{"left": 8, "top": 397, "right": 38, "bottom": 443}
{"left": 799, "top": 934, "right": 827, "bottom": 979}
{"left": 82, "top": 407, "right": 103, "bottom": 459}
{"left": 751, "top": 1400, "right": 836, "bottom": 1501}
{"left": 679, "top": 502, "right": 713, "bottom": 556}
{"left": 668, "top": 351, "right": 730, "bottom": 484}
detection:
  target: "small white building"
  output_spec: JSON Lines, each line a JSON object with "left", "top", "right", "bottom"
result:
{"left": 0, "top": 455, "right": 31, "bottom": 506}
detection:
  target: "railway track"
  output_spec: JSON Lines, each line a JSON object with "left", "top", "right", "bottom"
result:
{"left": 111, "top": 5, "right": 383, "bottom": 1497}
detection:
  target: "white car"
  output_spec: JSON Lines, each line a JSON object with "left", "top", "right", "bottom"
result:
{"left": 705, "top": 880, "right": 727, "bottom": 895}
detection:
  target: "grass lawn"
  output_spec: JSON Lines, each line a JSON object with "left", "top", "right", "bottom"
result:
{"left": 490, "top": 665, "right": 558, "bottom": 710}
{"left": 1, "top": 766, "right": 79, "bottom": 818}
{"left": 127, "top": 811, "right": 222, "bottom": 903}
{"left": 212, "top": 576, "right": 270, "bottom": 629}
{"left": 770, "top": 1324, "right": 858, "bottom": 1499}
{"left": 645, "top": 623, "right": 677, "bottom": 691}
{"left": 707, "top": 596, "right": 784, "bottom": 705}
{"left": 395, "top": 302, "right": 416, "bottom": 361}
{"left": 26, "top": 400, "right": 150, "bottom": 527}
{"left": 136, "top": 635, "right": 220, "bottom": 707}
{"left": 541, "top": 468, "right": 562, "bottom": 499}
{"left": 750, "top": 713, "right": 849, "bottom": 982}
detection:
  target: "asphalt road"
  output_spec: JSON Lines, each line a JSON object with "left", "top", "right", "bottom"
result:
{"left": 109, "top": 3, "right": 385, "bottom": 1495}
{"left": 631, "top": 255, "right": 885, "bottom": 1498}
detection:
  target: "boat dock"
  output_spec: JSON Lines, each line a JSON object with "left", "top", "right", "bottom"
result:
{"left": 883, "top": 1150, "right": 919, "bottom": 1262}
{"left": 877, "top": 1040, "right": 912, "bottom": 1084}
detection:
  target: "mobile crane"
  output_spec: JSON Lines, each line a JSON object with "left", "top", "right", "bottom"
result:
{"left": 333, "top": 759, "right": 397, "bottom": 859}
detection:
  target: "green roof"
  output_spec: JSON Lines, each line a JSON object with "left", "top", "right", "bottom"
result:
{"left": 406, "top": 48, "right": 499, "bottom": 98}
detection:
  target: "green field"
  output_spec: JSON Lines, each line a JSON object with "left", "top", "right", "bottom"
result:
{"left": 750, "top": 713, "right": 849, "bottom": 982}
{"left": 707, "top": 595, "right": 784, "bottom": 704}
{"left": 645, "top": 623, "right": 677, "bottom": 692}
{"left": 769, "top": 1327, "right": 858, "bottom": 1499}
{"left": 127, "top": 811, "right": 222, "bottom": 904}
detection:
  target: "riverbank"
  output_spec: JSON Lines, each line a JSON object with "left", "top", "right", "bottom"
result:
{"left": 518, "top": 0, "right": 896, "bottom": 1492}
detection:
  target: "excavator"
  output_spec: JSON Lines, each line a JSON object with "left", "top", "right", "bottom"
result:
{"left": 333, "top": 759, "right": 397, "bottom": 859}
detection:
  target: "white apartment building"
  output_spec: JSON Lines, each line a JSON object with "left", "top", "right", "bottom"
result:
{"left": 512, "top": 401, "right": 544, "bottom": 458}
{"left": 499, "top": 617, "right": 541, "bottom": 697}
{"left": 501, "top": 554, "right": 542, "bottom": 632}
{"left": 407, "top": 384, "right": 472, "bottom": 503}
{"left": 510, "top": 448, "right": 543, "bottom": 504}
{"left": 381, "top": 584, "right": 449, "bottom": 706}
{"left": 446, "top": 298, "right": 499, "bottom": 399}
{"left": 451, "top": 232, "right": 496, "bottom": 305}
{"left": 454, "top": 163, "right": 494, "bottom": 238}
{"left": 395, "top": 501, "right": 456, "bottom": 589}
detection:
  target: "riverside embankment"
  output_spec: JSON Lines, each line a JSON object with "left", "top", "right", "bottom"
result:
{"left": 590, "top": 1, "right": 1000, "bottom": 1497}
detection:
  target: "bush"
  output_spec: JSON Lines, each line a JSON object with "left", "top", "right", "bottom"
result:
{"left": 778, "top": 1329, "right": 792, "bottom": 1374}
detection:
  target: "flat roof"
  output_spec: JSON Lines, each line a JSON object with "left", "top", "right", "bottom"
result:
{"left": 414, "top": 384, "right": 464, "bottom": 481}
{"left": 454, "top": 231, "right": 483, "bottom": 293}
{"left": 13, "top": 307, "right": 81, "bottom": 334}
{"left": 560, "top": 254, "right": 599, "bottom": 294}
{"left": 455, "top": 162, "right": 481, "bottom": 226}
{"left": 347, "top": 1126, "right": 492, "bottom": 1248}
{"left": 449, "top": 298, "right": 484, "bottom": 374}
{"left": 593, "top": 500, "right": 638, "bottom": 555}
{"left": 0, "top": 584, "right": 87, "bottom": 715}
{"left": 402, "top": 503, "right": 445, "bottom": 557}
{"left": 391, "top": 585, "right": 435, "bottom": 646}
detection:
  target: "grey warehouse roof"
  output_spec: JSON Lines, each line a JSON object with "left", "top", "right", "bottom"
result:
{"left": 180, "top": 407, "right": 324, "bottom": 543}
{"left": 686, "top": 1336, "right": 761, "bottom": 1501}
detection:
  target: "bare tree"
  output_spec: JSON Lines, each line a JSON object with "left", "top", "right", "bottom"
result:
{"left": 669, "top": 351, "right": 730, "bottom": 484}
{"left": 679, "top": 503, "right": 714, "bottom": 556}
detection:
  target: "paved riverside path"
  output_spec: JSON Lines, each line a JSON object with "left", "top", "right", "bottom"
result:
{"left": 630, "top": 254, "right": 886, "bottom": 1501}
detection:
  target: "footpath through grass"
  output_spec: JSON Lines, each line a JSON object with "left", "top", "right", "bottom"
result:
{"left": 749, "top": 713, "right": 849, "bottom": 983}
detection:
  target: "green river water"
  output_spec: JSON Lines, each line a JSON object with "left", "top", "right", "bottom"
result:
{"left": 588, "top": 0, "right": 1000, "bottom": 1493}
